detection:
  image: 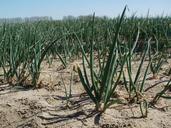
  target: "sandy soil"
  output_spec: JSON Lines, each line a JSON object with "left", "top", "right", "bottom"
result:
{"left": 0, "top": 58, "right": 171, "bottom": 128}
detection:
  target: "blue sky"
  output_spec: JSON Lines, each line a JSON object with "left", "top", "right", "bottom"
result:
{"left": 0, "top": 0, "right": 170, "bottom": 19}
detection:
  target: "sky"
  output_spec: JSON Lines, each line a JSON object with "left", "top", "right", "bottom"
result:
{"left": 0, "top": 0, "right": 170, "bottom": 19}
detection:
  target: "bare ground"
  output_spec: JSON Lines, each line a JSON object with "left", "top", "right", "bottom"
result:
{"left": 0, "top": 59, "right": 171, "bottom": 128}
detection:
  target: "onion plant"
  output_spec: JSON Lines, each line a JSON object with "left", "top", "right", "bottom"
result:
{"left": 122, "top": 34, "right": 151, "bottom": 117}
{"left": 76, "top": 6, "right": 127, "bottom": 112}
{"left": 0, "top": 22, "right": 72, "bottom": 87}
{"left": 149, "top": 52, "right": 165, "bottom": 79}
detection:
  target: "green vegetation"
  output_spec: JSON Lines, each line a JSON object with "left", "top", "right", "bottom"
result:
{"left": 0, "top": 7, "right": 171, "bottom": 116}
